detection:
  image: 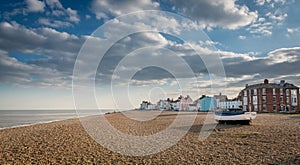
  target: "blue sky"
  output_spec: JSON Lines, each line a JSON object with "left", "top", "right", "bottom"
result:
{"left": 0, "top": 0, "right": 300, "bottom": 110}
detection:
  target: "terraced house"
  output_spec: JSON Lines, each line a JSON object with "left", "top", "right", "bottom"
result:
{"left": 239, "top": 79, "right": 300, "bottom": 113}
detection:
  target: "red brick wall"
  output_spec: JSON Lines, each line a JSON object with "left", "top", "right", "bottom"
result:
{"left": 241, "top": 87, "right": 300, "bottom": 113}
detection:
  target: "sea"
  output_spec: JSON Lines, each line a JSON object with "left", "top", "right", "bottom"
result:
{"left": 0, "top": 109, "right": 115, "bottom": 129}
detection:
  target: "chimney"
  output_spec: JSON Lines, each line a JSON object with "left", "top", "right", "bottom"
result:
{"left": 264, "top": 79, "right": 269, "bottom": 84}
{"left": 245, "top": 84, "right": 248, "bottom": 88}
{"left": 280, "top": 80, "right": 285, "bottom": 87}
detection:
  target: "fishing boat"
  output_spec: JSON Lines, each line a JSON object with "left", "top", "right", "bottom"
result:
{"left": 215, "top": 108, "right": 257, "bottom": 125}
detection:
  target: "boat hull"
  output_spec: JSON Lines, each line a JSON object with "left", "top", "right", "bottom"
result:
{"left": 215, "top": 112, "right": 257, "bottom": 125}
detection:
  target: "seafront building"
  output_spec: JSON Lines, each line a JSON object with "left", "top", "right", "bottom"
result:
{"left": 214, "top": 93, "right": 241, "bottom": 110}
{"left": 239, "top": 79, "right": 300, "bottom": 113}
{"left": 196, "top": 95, "right": 217, "bottom": 111}
{"left": 155, "top": 96, "right": 197, "bottom": 111}
{"left": 214, "top": 93, "right": 227, "bottom": 102}
{"left": 217, "top": 98, "right": 242, "bottom": 109}
{"left": 179, "top": 95, "right": 193, "bottom": 110}
{"left": 140, "top": 79, "right": 300, "bottom": 113}
{"left": 140, "top": 101, "right": 157, "bottom": 110}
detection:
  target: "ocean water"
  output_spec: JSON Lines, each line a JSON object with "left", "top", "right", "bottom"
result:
{"left": 0, "top": 110, "right": 114, "bottom": 129}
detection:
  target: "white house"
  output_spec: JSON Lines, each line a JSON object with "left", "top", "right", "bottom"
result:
{"left": 217, "top": 99, "right": 242, "bottom": 110}
{"left": 140, "top": 101, "right": 157, "bottom": 110}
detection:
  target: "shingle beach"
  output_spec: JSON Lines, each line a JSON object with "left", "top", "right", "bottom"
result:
{"left": 0, "top": 111, "right": 299, "bottom": 164}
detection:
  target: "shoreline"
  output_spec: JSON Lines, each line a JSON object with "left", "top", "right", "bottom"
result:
{"left": 0, "top": 109, "right": 113, "bottom": 131}
{"left": 1, "top": 109, "right": 298, "bottom": 131}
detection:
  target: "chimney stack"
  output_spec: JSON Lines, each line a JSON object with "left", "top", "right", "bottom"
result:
{"left": 280, "top": 80, "right": 285, "bottom": 87}
{"left": 264, "top": 79, "right": 269, "bottom": 84}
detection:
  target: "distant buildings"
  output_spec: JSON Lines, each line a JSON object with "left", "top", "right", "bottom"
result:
{"left": 139, "top": 79, "right": 300, "bottom": 113}
{"left": 140, "top": 101, "right": 157, "bottom": 110}
{"left": 239, "top": 79, "right": 299, "bottom": 113}
{"left": 155, "top": 96, "right": 197, "bottom": 111}
{"left": 214, "top": 93, "right": 227, "bottom": 103}
{"left": 197, "top": 95, "right": 217, "bottom": 111}
{"left": 179, "top": 95, "right": 193, "bottom": 110}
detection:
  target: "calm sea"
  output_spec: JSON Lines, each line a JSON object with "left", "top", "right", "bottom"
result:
{"left": 0, "top": 110, "right": 114, "bottom": 129}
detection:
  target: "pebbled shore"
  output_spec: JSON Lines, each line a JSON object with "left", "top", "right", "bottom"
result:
{"left": 0, "top": 111, "right": 299, "bottom": 164}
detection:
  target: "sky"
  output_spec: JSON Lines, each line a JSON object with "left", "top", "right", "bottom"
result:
{"left": 0, "top": 0, "right": 300, "bottom": 110}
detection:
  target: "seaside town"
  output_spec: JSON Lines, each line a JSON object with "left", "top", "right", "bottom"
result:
{"left": 2, "top": 0, "right": 300, "bottom": 164}
{"left": 140, "top": 79, "right": 300, "bottom": 113}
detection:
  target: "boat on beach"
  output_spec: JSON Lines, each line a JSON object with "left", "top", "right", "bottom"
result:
{"left": 215, "top": 108, "right": 257, "bottom": 125}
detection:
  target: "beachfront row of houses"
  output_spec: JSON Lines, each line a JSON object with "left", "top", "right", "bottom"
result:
{"left": 140, "top": 79, "right": 300, "bottom": 113}
{"left": 140, "top": 94, "right": 241, "bottom": 112}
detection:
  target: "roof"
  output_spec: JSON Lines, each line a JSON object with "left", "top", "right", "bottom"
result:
{"left": 243, "top": 82, "right": 298, "bottom": 90}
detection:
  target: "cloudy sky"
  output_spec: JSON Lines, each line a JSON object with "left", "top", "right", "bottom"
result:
{"left": 0, "top": 0, "right": 300, "bottom": 110}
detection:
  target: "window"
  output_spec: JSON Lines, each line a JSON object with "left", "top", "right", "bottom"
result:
{"left": 294, "top": 98, "right": 297, "bottom": 103}
{"left": 262, "top": 96, "right": 266, "bottom": 103}
{"left": 280, "top": 88, "right": 283, "bottom": 95}
{"left": 291, "top": 90, "right": 297, "bottom": 95}
{"left": 280, "top": 96, "right": 283, "bottom": 102}
{"left": 287, "top": 97, "right": 290, "bottom": 103}
{"left": 273, "top": 88, "right": 276, "bottom": 95}
{"left": 273, "top": 96, "right": 276, "bottom": 102}
{"left": 244, "top": 91, "right": 247, "bottom": 96}
{"left": 243, "top": 97, "right": 248, "bottom": 105}
{"left": 254, "top": 105, "right": 258, "bottom": 111}
{"left": 262, "top": 88, "right": 266, "bottom": 95}
{"left": 254, "top": 89, "right": 257, "bottom": 95}
{"left": 286, "top": 89, "right": 289, "bottom": 95}
{"left": 273, "top": 105, "right": 276, "bottom": 111}
{"left": 253, "top": 96, "right": 257, "bottom": 104}
{"left": 263, "top": 104, "right": 267, "bottom": 111}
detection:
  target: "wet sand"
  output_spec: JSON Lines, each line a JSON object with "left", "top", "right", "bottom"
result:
{"left": 0, "top": 111, "right": 299, "bottom": 164}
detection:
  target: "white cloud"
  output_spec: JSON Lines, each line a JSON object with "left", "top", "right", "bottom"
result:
{"left": 255, "top": 0, "right": 266, "bottom": 6}
{"left": 26, "top": 0, "right": 45, "bottom": 12}
{"left": 247, "top": 21, "right": 273, "bottom": 36}
{"left": 274, "top": 0, "right": 286, "bottom": 4}
{"left": 266, "top": 47, "right": 300, "bottom": 64}
{"left": 66, "top": 8, "right": 80, "bottom": 23}
{"left": 239, "top": 35, "right": 246, "bottom": 40}
{"left": 185, "top": 42, "right": 256, "bottom": 62}
{"left": 90, "top": 0, "right": 257, "bottom": 30}
{"left": 168, "top": 0, "right": 258, "bottom": 29}
{"left": 255, "top": 0, "right": 286, "bottom": 6}
{"left": 248, "top": 51, "right": 262, "bottom": 56}
{"left": 41, "top": 0, "right": 80, "bottom": 26}
{"left": 0, "top": 50, "right": 70, "bottom": 88}
{"left": 287, "top": 27, "right": 300, "bottom": 34}
{"left": 85, "top": 14, "right": 91, "bottom": 19}
{"left": 287, "top": 28, "right": 294, "bottom": 33}
{"left": 199, "top": 40, "right": 221, "bottom": 47}
{"left": 91, "top": 0, "right": 160, "bottom": 19}
{"left": 45, "top": 0, "right": 63, "bottom": 9}
{"left": 258, "top": 17, "right": 266, "bottom": 22}
{"left": 266, "top": 11, "right": 288, "bottom": 22}
{"left": 0, "top": 21, "right": 82, "bottom": 56}
{"left": 38, "top": 18, "right": 72, "bottom": 28}
{"left": 248, "top": 0, "right": 290, "bottom": 37}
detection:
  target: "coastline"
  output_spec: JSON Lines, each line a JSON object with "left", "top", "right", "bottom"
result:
{"left": 0, "top": 111, "right": 299, "bottom": 164}
{"left": 0, "top": 109, "right": 115, "bottom": 131}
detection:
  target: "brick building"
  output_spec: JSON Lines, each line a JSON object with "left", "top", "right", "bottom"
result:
{"left": 239, "top": 79, "right": 299, "bottom": 113}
